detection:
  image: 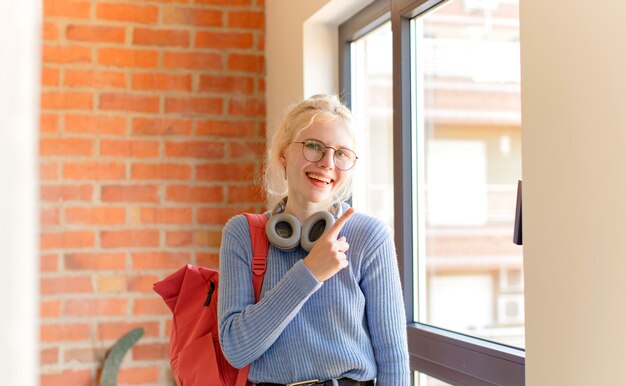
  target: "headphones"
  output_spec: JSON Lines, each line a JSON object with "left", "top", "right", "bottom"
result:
{"left": 265, "top": 197, "right": 341, "bottom": 252}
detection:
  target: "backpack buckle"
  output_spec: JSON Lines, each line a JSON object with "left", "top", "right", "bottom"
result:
{"left": 251, "top": 255, "right": 266, "bottom": 275}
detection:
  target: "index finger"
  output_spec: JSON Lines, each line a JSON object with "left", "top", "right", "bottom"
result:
{"left": 326, "top": 207, "right": 355, "bottom": 239}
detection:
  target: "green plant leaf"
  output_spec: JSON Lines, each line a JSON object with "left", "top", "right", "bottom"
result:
{"left": 99, "top": 327, "right": 144, "bottom": 386}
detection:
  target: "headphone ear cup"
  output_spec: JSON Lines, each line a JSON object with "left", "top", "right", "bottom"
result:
{"left": 266, "top": 212, "right": 301, "bottom": 251}
{"left": 300, "top": 211, "right": 336, "bottom": 252}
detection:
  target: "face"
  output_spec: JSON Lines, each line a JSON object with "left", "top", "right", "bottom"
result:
{"left": 280, "top": 118, "right": 355, "bottom": 209}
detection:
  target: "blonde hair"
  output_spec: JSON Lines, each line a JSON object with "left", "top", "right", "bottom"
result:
{"left": 264, "top": 94, "right": 355, "bottom": 209}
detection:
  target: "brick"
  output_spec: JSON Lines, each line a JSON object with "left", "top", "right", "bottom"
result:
{"left": 63, "top": 161, "right": 126, "bottom": 180}
{"left": 165, "top": 230, "right": 192, "bottom": 246}
{"left": 40, "top": 162, "right": 58, "bottom": 180}
{"left": 131, "top": 163, "right": 191, "bottom": 180}
{"left": 98, "top": 47, "right": 158, "bottom": 68}
{"left": 65, "top": 114, "right": 127, "bottom": 135}
{"left": 140, "top": 207, "right": 192, "bottom": 224}
{"left": 65, "top": 207, "right": 126, "bottom": 225}
{"left": 41, "top": 208, "right": 60, "bottom": 226}
{"left": 131, "top": 73, "right": 191, "bottom": 92}
{"left": 41, "top": 370, "right": 94, "bottom": 386}
{"left": 64, "top": 69, "right": 126, "bottom": 89}
{"left": 97, "top": 276, "right": 127, "bottom": 292}
{"left": 195, "top": 0, "right": 252, "bottom": 6}
{"left": 132, "top": 252, "right": 191, "bottom": 270}
{"left": 101, "top": 185, "right": 159, "bottom": 202}
{"left": 197, "top": 252, "right": 219, "bottom": 269}
{"left": 41, "top": 323, "right": 90, "bottom": 342}
{"left": 42, "top": 67, "right": 59, "bottom": 87}
{"left": 164, "top": 140, "right": 224, "bottom": 158}
{"left": 118, "top": 366, "right": 159, "bottom": 384}
{"left": 41, "top": 184, "right": 93, "bottom": 202}
{"left": 63, "top": 348, "right": 100, "bottom": 364}
{"left": 228, "top": 53, "right": 264, "bottom": 73}
{"left": 133, "top": 343, "right": 169, "bottom": 360}
{"left": 41, "top": 347, "right": 59, "bottom": 365}
{"left": 43, "top": 45, "right": 91, "bottom": 64}
{"left": 132, "top": 117, "right": 192, "bottom": 136}
{"left": 97, "top": 321, "right": 159, "bottom": 340}
{"left": 65, "top": 298, "right": 128, "bottom": 317}
{"left": 128, "top": 274, "right": 161, "bottom": 292}
{"left": 166, "top": 185, "right": 222, "bottom": 203}
{"left": 230, "top": 140, "right": 264, "bottom": 159}
{"left": 229, "top": 97, "right": 265, "bottom": 116}
{"left": 100, "top": 139, "right": 160, "bottom": 158}
{"left": 228, "top": 11, "right": 264, "bottom": 29}
{"left": 44, "top": 0, "right": 90, "bottom": 19}
{"left": 43, "top": 22, "right": 59, "bottom": 40}
{"left": 100, "top": 93, "right": 160, "bottom": 113}
{"left": 96, "top": 3, "right": 158, "bottom": 24}
{"left": 196, "top": 31, "right": 253, "bottom": 49}
{"left": 41, "top": 299, "right": 61, "bottom": 317}
{"left": 163, "top": 51, "right": 222, "bottom": 70}
{"left": 40, "top": 138, "right": 94, "bottom": 156}
{"left": 194, "top": 230, "right": 222, "bottom": 247}
{"left": 41, "top": 254, "right": 59, "bottom": 272}
{"left": 41, "top": 91, "right": 93, "bottom": 110}
{"left": 40, "top": 231, "right": 95, "bottom": 249}
{"left": 196, "top": 119, "right": 255, "bottom": 137}
{"left": 165, "top": 97, "right": 222, "bottom": 115}
{"left": 40, "top": 113, "right": 60, "bottom": 133}
{"left": 66, "top": 24, "right": 126, "bottom": 43}
{"left": 258, "top": 77, "right": 265, "bottom": 92}
{"left": 199, "top": 75, "right": 254, "bottom": 94}
{"left": 258, "top": 30, "right": 265, "bottom": 50}
{"left": 163, "top": 7, "right": 222, "bottom": 27}
{"left": 133, "top": 298, "right": 169, "bottom": 315}
{"left": 196, "top": 162, "right": 255, "bottom": 181}
{"left": 133, "top": 27, "right": 190, "bottom": 47}
{"left": 65, "top": 252, "right": 126, "bottom": 270}
{"left": 41, "top": 276, "right": 93, "bottom": 295}
{"left": 197, "top": 206, "right": 255, "bottom": 225}
{"left": 101, "top": 230, "right": 160, "bottom": 248}
{"left": 227, "top": 185, "right": 265, "bottom": 203}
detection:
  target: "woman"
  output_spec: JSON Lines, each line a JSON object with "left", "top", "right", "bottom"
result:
{"left": 218, "top": 95, "right": 409, "bottom": 385}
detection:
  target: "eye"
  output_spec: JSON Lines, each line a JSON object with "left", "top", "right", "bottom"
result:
{"left": 336, "top": 148, "right": 353, "bottom": 160}
{"left": 304, "top": 140, "right": 324, "bottom": 152}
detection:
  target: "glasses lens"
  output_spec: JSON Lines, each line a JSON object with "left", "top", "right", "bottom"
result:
{"left": 301, "top": 140, "right": 325, "bottom": 162}
{"left": 334, "top": 148, "right": 357, "bottom": 170}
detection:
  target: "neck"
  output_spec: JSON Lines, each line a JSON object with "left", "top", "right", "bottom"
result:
{"left": 283, "top": 196, "right": 332, "bottom": 222}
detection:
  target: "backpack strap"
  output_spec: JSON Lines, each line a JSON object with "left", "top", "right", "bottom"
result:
{"left": 244, "top": 213, "right": 269, "bottom": 302}
{"left": 237, "top": 213, "right": 269, "bottom": 386}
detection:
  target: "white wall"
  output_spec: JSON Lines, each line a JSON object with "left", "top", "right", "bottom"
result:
{"left": 0, "top": 0, "right": 41, "bottom": 384}
{"left": 521, "top": 0, "right": 626, "bottom": 384}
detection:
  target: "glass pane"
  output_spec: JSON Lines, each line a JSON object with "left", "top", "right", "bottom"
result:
{"left": 414, "top": 372, "right": 453, "bottom": 386}
{"left": 411, "top": 0, "right": 524, "bottom": 348}
{"left": 350, "top": 22, "right": 394, "bottom": 230}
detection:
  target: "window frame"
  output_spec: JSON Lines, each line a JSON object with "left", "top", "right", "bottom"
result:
{"left": 339, "top": 0, "right": 526, "bottom": 384}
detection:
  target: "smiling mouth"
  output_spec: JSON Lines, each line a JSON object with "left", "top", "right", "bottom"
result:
{"left": 306, "top": 172, "right": 333, "bottom": 184}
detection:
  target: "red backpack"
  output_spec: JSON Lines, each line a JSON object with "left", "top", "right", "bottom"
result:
{"left": 153, "top": 213, "right": 269, "bottom": 386}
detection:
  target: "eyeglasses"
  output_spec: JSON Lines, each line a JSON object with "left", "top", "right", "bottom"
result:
{"left": 292, "top": 139, "right": 358, "bottom": 171}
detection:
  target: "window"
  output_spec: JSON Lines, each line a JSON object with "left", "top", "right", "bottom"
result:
{"left": 341, "top": 0, "right": 525, "bottom": 384}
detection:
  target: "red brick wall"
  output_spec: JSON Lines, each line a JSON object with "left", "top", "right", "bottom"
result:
{"left": 40, "top": 0, "right": 265, "bottom": 384}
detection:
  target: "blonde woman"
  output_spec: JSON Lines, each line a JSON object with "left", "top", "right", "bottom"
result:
{"left": 218, "top": 95, "right": 409, "bottom": 386}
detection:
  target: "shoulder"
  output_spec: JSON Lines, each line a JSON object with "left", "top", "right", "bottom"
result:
{"left": 340, "top": 204, "right": 392, "bottom": 251}
{"left": 222, "top": 212, "right": 270, "bottom": 243}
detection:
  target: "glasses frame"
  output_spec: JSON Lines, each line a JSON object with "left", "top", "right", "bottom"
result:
{"left": 292, "top": 139, "right": 358, "bottom": 171}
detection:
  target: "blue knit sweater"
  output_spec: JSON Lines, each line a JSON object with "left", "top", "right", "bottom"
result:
{"left": 218, "top": 205, "right": 410, "bottom": 385}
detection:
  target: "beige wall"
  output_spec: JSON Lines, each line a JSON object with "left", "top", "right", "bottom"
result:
{"left": 521, "top": 0, "right": 626, "bottom": 383}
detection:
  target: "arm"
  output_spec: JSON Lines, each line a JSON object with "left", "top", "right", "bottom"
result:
{"left": 360, "top": 233, "right": 410, "bottom": 386}
{"left": 217, "top": 217, "right": 323, "bottom": 368}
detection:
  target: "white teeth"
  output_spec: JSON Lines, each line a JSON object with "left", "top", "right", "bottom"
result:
{"left": 307, "top": 173, "right": 331, "bottom": 184}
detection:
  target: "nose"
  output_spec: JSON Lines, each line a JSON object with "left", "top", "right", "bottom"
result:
{"left": 317, "top": 149, "right": 335, "bottom": 169}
